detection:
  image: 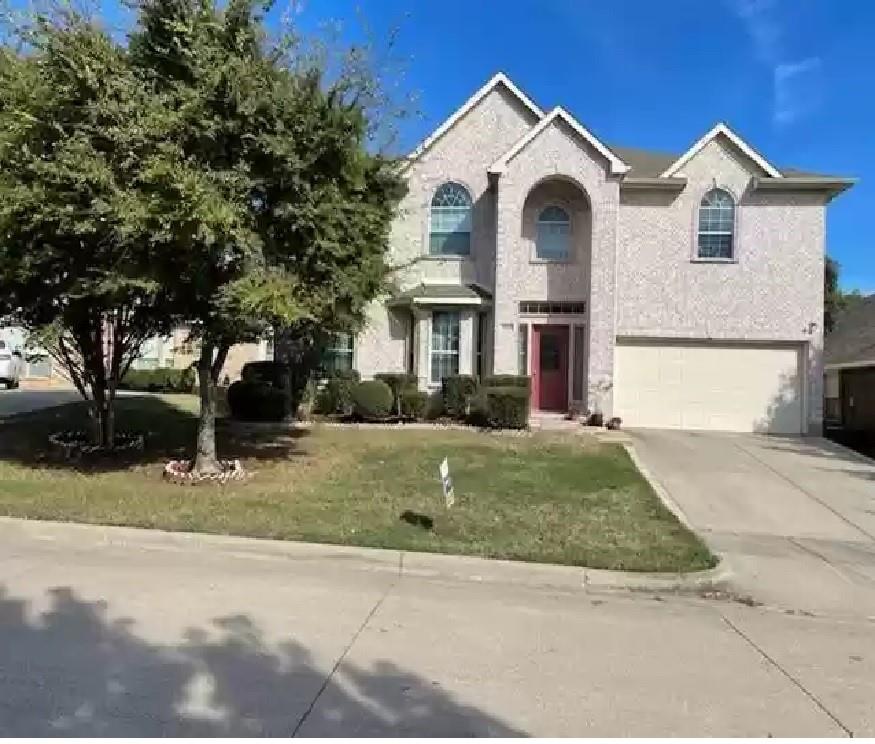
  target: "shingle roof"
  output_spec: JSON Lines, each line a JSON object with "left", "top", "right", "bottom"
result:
{"left": 390, "top": 282, "right": 492, "bottom": 305}
{"left": 825, "top": 295, "right": 875, "bottom": 366}
{"left": 609, "top": 144, "right": 838, "bottom": 180}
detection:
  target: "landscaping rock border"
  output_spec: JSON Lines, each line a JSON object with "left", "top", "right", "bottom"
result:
{"left": 162, "top": 459, "right": 247, "bottom": 485}
{"left": 48, "top": 430, "right": 145, "bottom": 461}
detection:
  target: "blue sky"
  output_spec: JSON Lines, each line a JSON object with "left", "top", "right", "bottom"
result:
{"left": 289, "top": 0, "right": 874, "bottom": 294}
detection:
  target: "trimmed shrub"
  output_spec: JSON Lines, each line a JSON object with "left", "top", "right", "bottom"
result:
{"left": 485, "top": 386, "right": 530, "bottom": 430}
{"left": 241, "top": 361, "right": 288, "bottom": 387}
{"left": 120, "top": 366, "right": 196, "bottom": 393}
{"left": 441, "top": 374, "right": 479, "bottom": 419}
{"left": 481, "top": 374, "right": 531, "bottom": 390}
{"left": 375, "top": 373, "right": 418, "bottom": 415}
{"left": 227, "top": 380, "right": 287, "bottom": 422}
{"left": 314, "top": 370, "right": 360, "bottom": 415}
{"left": 352, "top": 380, "right": 394, "bottom": 421}
{"left": 466, "top": 388, "right": 490, "bottom": 427}
{"left": 400, "top": 386, "right": 428, "bottom": 420}
{"left": 424, "top": 391, "right": 444, "bottom": 421}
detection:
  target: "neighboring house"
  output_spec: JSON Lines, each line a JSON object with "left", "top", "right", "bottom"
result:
{"left": 824, "top": 296, "right": 875, "bottom": 436}
{"left": 351, "top": 72, "right": 854, "bottom": 434}
{"left": 130, "top": 326, "right": 273, "bottom": 384}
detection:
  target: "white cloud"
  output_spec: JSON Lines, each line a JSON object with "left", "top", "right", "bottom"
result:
{"left": 728, "top": 0, "right": 823, "bottom": 126}
{"left": 774, "top": 57, "right": 824, "bottom": 125}
{"left": 731, "top": 0, "right": 784, "bottom": 64}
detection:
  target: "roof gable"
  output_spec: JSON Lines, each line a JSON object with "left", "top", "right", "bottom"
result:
{"left": 660, "top": 123, "right": 782, "bottom": 179}
{"left": 406, "top": 73, "right": 543, "bottom": 163}
{"left": 488, "top": 107, "right": 630, "bottom": 176}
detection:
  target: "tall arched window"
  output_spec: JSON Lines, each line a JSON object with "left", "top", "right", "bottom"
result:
{"left": 536, "top": 205, "right": 571, "bottom": 261}
{"left": 430, "top": 182, "right": 472, "bottom": 256}
{"left": 698, "top": 188, "right": 735, "bottom": 259}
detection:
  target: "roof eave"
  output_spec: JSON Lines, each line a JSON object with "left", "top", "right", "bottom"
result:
{"left": 620, "top": 176, "right": 687, "bottom": 191}
{"left": 752, "top": 176, "right": 856, "bottom": 200}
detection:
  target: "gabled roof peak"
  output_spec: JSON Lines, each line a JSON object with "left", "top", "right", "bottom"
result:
{"left": 488, "top": 106, "right": 630, "bottom": 176}
{"left": 660, "top": 122, "right": 782, "bottom": 179}
{"left": 406, "top": 72, "right": 543, "bottom": 163}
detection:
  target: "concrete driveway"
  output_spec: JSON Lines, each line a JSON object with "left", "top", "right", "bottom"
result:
{"left": 629, "top": 430, "right": 875, "bottom": 617}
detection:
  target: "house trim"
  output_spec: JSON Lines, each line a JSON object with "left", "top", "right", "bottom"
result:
{"left": 406, "top": 73, "right": 543, "bottom": 165}
{"left": 488, "top": 107, "right": 631, "bottom": 176}
{"left": 825, "top": 359, "right": 875, "bottom": 371}
{"left": 660, "top": 123, "right": 783, "bottom": 179}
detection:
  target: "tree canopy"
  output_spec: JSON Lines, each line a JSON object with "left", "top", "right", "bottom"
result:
{"left": 0, "top": 16, "right": 175, "bottom": 445}
{"left": 0, "top": 0, "right": 407, "bottom": 467}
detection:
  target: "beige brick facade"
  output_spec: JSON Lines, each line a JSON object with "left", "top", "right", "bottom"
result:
{"left": 353, "top": 74, "right": 847, "bottom": 433}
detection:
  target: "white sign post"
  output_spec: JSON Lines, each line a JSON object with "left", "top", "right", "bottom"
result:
{"left": 439, "top": 457, "right": 455, "bottom": 508}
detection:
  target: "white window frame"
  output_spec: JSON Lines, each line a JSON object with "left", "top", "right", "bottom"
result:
{"left": 322, "top": 332, "right": 356, "bottom": 375}
{"left": 428, "top": 181, "right": 473, "bottom": 258}
{"left": 534, "top": 205, "right": 572, "bottom": 262}
{"left": 695, "top": 187, "right": 737, "bottom": 262}
{"left": 429, "top": 311, "right": 461, "bottom": 385}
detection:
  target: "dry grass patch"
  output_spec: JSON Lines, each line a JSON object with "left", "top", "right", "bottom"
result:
{"left": 0, "top": 395, "right": 714, "bottom": 572}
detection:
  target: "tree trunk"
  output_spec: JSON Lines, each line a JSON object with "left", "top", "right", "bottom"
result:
{"left": 89, "top": 386, "right": 114, "bottom": 448}
{"left": 191, "top": 344, "right": 223, "bottom": 475}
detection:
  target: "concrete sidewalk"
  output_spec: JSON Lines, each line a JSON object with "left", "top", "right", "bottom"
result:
{"left": 0, "top": 518, "right": 870, "bottom": 736}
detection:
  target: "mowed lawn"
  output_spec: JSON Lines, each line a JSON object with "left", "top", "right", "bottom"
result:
{"left": 0, "top": 394, "right": 715, "bottom": 572}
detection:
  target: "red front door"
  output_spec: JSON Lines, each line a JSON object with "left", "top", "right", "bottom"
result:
{"left": 532, "top": 325, "right": 569, "bottom": 411}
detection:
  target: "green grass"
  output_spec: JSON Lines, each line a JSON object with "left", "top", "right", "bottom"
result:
{"left": 0, "top": 395, "right": 715, "bottom": 572}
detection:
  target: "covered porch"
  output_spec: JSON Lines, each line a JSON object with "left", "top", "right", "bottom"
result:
{"left": 389, "top": 282, "right": 492, "bottom": 390}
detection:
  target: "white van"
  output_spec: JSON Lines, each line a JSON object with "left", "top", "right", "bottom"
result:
{"left": 0, "top": 340, "right": 24, "bottom": 389}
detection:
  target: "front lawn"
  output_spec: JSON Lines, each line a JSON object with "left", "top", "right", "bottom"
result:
{"left": 0, "top": 395, "right": 715, "bottom": 572}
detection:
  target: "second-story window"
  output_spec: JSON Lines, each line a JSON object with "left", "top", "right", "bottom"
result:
{"left": 697, "top": 188, "right": 735, "bottom": 260}
{"left": 430, "top": 182, "right": 472, "bottom": 256}
{"left": 536, "top": 206, "right": 571, "bottom": 261}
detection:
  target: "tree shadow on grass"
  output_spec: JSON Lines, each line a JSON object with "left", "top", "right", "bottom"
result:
{"left": 0, "top": 584, "right": 523, "bottom": 736}
{"left": 0, "top": 394, "right": 311, "bottom": 474}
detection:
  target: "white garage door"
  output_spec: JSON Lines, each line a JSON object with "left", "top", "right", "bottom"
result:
{"left": 614, "top": 341, "right": 804, "bottom": 434}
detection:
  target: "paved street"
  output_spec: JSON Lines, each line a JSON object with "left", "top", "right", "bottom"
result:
{"left": 0, "top": 388, "right": 80, "bottom": 418}
{"left": 0, "top": 518, "right": 871, "bottom": 736}
{"left": 629, "top": 430, "right": 875, "bottom": 618}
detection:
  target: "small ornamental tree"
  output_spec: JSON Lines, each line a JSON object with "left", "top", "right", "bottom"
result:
{"left": 127, "top": 0, "right": 407, "bottom": 474}
{"left": 0, "top": 17, "right": 174, "bottom": 446}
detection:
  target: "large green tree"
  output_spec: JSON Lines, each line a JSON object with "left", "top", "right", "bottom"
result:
{"left": 126, "top": 0, "right": 406, "bottom": 473}
{"left": 0, "top": 16, "right": 174, "bottom": 445}
{"left": 825, "top": 255, "right": 866, "bottom": 334}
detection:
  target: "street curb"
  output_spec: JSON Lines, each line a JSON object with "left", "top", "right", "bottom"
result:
{"left": 0, "top": 515, "right": 730, "bottom": 595}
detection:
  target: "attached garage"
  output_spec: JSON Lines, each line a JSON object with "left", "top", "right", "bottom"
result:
{"left": 614, "top": 340, "right": 805, "bottom": 434}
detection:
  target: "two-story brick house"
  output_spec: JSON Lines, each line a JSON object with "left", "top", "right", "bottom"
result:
{"left": 348, "top": 73, "right": 853, "bottom": 434}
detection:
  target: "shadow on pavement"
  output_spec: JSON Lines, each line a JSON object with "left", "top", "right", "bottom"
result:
{"left": 0, "top": 584, "right": 522, "bottom": 736}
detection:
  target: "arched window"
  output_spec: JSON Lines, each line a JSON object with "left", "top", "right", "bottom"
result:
{"left": 430, "top": 182, "right": 472, "bottom": 256}
{"left": 698, "top": 189, "right": 735, "bottom": 259}
{"left": 536, "top": 205, "right": 571, "bottom": 260}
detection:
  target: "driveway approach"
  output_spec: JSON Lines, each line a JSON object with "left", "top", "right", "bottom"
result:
{"left": 629, "top": 430, "right": 875, "bottom": 617}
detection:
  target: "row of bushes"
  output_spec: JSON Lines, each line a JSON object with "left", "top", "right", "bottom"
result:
{"left": 119, "top": 366, "right": 196, "bottom": 393}
{"left": 441, "top": 374, "right": 530, "bottom": 429}
{"left": 228, "top": 361, "right": 530, "bottom": 430}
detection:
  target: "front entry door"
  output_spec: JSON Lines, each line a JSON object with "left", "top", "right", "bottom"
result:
{"left": 533, "top": 325, "right": 569, "bottom": 411}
